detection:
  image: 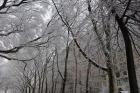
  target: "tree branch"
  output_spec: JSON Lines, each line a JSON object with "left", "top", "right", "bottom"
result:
{"left": 52, "top": 0, "right": 108, "bottom": 72}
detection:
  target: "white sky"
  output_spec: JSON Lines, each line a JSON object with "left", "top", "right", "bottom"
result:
{"left": 0, "top": 2, "right": 53, "bottom": 66}
{"left": 0, "top": 58, "right": 9, "bottom": 66}
{"left": 0, "top": 0, "right": 3, "bottom": 6}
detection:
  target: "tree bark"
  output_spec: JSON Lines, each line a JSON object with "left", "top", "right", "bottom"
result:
{"left": 45, "top": 78, "right": 48, "bottom": 93}
{"left": 61, "top": 45, "right": 70, "bottom": 93}
{"left": 32, "top": 70, "right": 37, "bottom": 93}
{"left": 115, "top": 14, "right": 139, "bottom": 93}
{"left": 107, "top": 65, "right": 114, "bottom": 93}
{"left": 85, "top": 63, "right": 91, "bottom": 93}
{"left": 73, "top": 47, "right": 78, "bottom": 93}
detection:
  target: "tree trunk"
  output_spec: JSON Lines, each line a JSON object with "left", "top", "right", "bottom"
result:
{"left": 85, "top": 63, "right": 91, "bottom": 93}
{"left": 45, "top": 78, "right": 48, "bottom": 93}
{"left": 61, "top": 46, "right": 70, "bottom": 93}
{"left": 4, "top": 87, "right": 8, "bottom": 93}
{"left": 107, "top": 65, "right": 114, "bottom": 93}
{"left": 115, "top": 14, "right": 139, "bottom": 93}
{"left": 32, "top": 70, "right": 37, "bottom": 93}
{"left": 73, "top": 47, "right": 78, "bottom": 93}
{"left": 51, "top": 57, "right": 55, "bottom": 93}
{"left": 38, "top": 77, "right": 41, "bottom": 93}
{"left": 104, "top": 16, "right": 115, "bottom": 93}
{"left": 41, "top": 72, "right": 45, "bottom": 93}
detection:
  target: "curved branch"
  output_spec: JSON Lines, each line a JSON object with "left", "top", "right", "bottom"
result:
{"left": 52, "top": 0, "right": 108, "bottom": 72}
{"left": 121, "top": 0, "right": 132, "bottom": 18}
